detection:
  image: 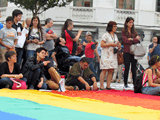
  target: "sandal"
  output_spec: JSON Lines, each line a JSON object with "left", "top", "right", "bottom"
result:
{"left": 73, "top": 86, "right": 79, "bottom": 90}
{"left": 100, "top": 88, "right": 107, "bottom": 90}
{"left": 106, "top": 87, "right": 112, "bottom": 90}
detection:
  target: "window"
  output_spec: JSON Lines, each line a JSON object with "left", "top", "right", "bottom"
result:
{"left": 156, "top": 0, "right": 160, "bottom": 12}
{"left": 73, "top": 0, "right": 93, "bottom": 7}
{"left": 116, "top": 0, "right": 135, "bottom": 10}
{"left": 0, "top": 0, "right": 8, "bottom": 7}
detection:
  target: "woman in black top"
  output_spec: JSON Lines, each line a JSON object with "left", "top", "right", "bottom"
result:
{"left": 0, "top": 51, "right": 26, "bottom": 89}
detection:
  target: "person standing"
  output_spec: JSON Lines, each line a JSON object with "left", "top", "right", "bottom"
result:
{"left": 62, "top": 19, "right": 82, "bottom": 55}
{"left": 0, "top": 16, "right": 18, "bottom": 64}
{"left": 149, "top": 37, "right": 160, "bottom": 58}
{"left": 12, "top": 9, "right": 23, "bottom": 66}
{"left": 43, "top": 18, "right": 57, "bottom": 58}
{"left": 122, "top": 17, "right": 140, "bottom": 89}
{"left": 85, "top": 35, "right": 100, "bottom": 81}
{"left": 100, "top": 21, "right": 120, "bottom": 90}
{"left": 26, "top": 16, "right": 46, "bottom": 60}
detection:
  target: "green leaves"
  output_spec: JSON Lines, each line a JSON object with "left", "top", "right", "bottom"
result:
{"left": 7, "top": 0, "right": 72, "bottom": 16}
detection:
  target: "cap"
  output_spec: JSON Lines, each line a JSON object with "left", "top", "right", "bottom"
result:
{"left": 86, "top": 31, "right": 92, "bottom": 35}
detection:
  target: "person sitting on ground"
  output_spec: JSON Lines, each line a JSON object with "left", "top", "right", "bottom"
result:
{"left": 142, "top": 55, "right": 160, "bottom": 95}
{"left": 21, "top": 47, "right": 50, "bottom": 89}
{"left": 52, "top": 37, "right": 81, "bottom": 73}
{"left": 0, "top": 51, "right": 26, "bottom": 89}
{"left": 65, "top": 57, "right": 98, "bottom": 91}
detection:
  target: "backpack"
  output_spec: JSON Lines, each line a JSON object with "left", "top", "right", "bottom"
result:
{"left": 134, "top": 67, "right": 152, "bottom": 93}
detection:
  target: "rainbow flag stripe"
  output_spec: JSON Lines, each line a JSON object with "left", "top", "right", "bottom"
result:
{"left": 0, "top": 89, "right": 160, "bottom": 120}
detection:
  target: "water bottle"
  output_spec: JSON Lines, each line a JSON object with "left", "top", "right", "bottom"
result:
{"left": 58, "top": 75, "right": 66, "bottom": 92}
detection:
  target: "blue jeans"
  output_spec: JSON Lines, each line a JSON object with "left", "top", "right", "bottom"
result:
{"left": 142, "top": 86, "right": 160, "bottom": 95}
{"left": 16, "top": 48, "right": 23, "bottom": 66}
{"left": 48, "top": 50, "right": 53, "bottom": 58}
{"left": 68, "top": 56, "right": 81, "bottom": 62}
{"left": 26, "top": 50, "right": 36, "bottom": 60}
{"left": 0, "top": 77, "right": 27, "bottom": 89}
{"left": 88, "top": 58, "right": 99, "bottom": 81}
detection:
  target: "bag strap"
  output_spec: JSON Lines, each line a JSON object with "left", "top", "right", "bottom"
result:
{"left": 10, "top": 78, "right": 21, "bottom": 88}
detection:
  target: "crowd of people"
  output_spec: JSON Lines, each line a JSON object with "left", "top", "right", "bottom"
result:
{"left": 0, "top": 9, "right": 160, "bottom": 96}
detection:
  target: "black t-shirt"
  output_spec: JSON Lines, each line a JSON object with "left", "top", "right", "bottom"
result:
{"left": 12, "top": 22, "right": 23, "bottom": 32}
{"left": 53, "top": 45, "right": 70, "bottom": 66}
{"left": 0, "top": 62, "right": 20, "bottom": 78}
{"left": 61, "top": 29, "right": 77, "bottom": 55}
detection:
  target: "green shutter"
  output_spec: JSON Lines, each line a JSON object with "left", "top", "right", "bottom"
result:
{"left": 90, "top": 0, "right": 93, "bottom": 7}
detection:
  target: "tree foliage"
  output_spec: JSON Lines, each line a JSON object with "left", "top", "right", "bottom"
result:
{"left": 8, "top": 0, "right": 72, "bottom": 16}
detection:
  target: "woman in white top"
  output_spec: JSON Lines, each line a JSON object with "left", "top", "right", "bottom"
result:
{"left": 100, "top": 21, "right": 121, "bottom": 90}
{"left": 26, "top": 16, "right": 46, "bottom": 60}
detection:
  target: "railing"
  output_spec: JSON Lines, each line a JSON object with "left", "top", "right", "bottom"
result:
{"left": 114, "top": 9, "right": 138, "bottom": 24}
{"left": 70, "top": 7, "right": 95, "bottom": 20}
{"left": 155, "top": 12, "right": 160, "bottom": 25}
{"left": 0, "top": 7, "right": 7, "bottom": 22}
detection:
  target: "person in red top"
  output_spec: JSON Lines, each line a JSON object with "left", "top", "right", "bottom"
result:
{"left": 61, "top": 19, "right": 83, "bottom": 55}
{"left": 85, "top": 35, "right": 100, "bottom": 81}
{"left": 122, "top": 17, "right": 140, "bottom": 89}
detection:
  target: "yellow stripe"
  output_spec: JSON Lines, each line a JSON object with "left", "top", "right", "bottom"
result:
{"left": 0, "top": 89, "right": 160, "bottom": 120}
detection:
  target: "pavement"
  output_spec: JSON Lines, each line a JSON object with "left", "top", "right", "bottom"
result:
{"left": 96, "top": 81, "right": 134, "bottom": 91}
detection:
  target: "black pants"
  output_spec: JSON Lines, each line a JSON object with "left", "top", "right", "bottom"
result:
{"left": 123, "top": 53, "right": 137, "bottom": 86}
{"left": 65, "top": 78, "right": 93, "bottom": 90}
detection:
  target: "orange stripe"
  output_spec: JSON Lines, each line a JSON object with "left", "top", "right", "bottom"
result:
{"left": 52, "top": 90, "right": 160, "bottom": 110}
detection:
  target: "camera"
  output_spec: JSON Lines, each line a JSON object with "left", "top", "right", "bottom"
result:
{"left": 113, "top": 47, "right": 118, "bottom": 54}
{"left": 30, "top": 36, "right": 39, "bottom": 40}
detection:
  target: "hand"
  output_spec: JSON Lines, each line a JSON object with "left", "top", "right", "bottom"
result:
{"left": 43, "top": 61, "right": 50, "bottom": 66}
{"left": 136, "top": 36, "right": 140, "bottom": 40}
{"left": 34, "top": 39, "right": 39, "bottom": 44}
{"left": 98, "top": 57, "right": 100, "bottom": 63}
{"left": 93, "top": 82, "right": 98, "bottom": 90}
{"left": 78, "top": 30, "right": 83, "bottom": 34}
{"left": 6, "top": 45, "right": 12, "bottom": 49}
{"left": 111, "top": 43, "right": 117, "bottom": 47}
{"left": 15, "top": 75, "right": 21, "bottom": 79}
{"left": 11, "top": 45, "right": 15, "bottom": 49}
{"left": 85, "top": 83, "right": 91, "bottom": 91}
{"left": 37, "top": 81, "right": 43, "bottom": 88}
{"left": 26, "top": 34, "right": 28, "bottom": 37}
{"left": 154, "top": 43, "right": 157, "bottom": 47}
{"left": 128, "top": 38, "right": 132, "bottom": 41}
{"left": 19, "top": 74, "right": 23, "bottom": 78}
{"left": 17, "top": 32, "right": 21, "bottom": 36}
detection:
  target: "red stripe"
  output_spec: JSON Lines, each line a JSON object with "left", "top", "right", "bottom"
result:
{"left": 52, "top": 90, "right": 160, "bottom": 110}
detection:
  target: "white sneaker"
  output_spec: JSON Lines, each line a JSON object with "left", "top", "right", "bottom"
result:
{"left": 123, "top": 85, "right": 131, "bottom": 90}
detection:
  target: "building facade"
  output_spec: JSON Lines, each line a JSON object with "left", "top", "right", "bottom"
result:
{"left": 1, "top": 0, "right": 160, "bottom": 68}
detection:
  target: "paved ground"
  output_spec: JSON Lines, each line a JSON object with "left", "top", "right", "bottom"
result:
{"left": 96, "top": 81, "right": 134, "bottom": 91}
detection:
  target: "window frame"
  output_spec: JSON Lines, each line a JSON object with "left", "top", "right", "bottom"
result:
{"left": 73, "top": 0, "right": 93, "bottom": 7}
{"left": 116, "top": 0, "right": 135, "bottom": 10}
{"left": 156, "top": 0, "right": 160, "bottom": 12}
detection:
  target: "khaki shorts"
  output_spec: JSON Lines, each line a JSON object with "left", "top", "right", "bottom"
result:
{"left": 0, "top": 48, "right": 7, "bottom": 63}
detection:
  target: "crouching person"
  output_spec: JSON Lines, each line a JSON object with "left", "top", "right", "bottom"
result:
{"left": 22, "top": 47, "right": 50, "bottom": 89}
{"left": 65, "top": 57, "right": 98, "bottom": 90}
{"left": 0, "top": 51, "right": 26, "bottom": 89}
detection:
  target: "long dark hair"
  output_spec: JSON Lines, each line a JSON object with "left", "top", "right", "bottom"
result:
{"left": 62, "top": 19, "right": 73, "bottom": 33}
{"left": 28, "top": 16, "right": 43, "bottom": 40}
{"left": 122, "top": 17, "right": 137, "bottom": 38}
{"left": 149, "top": 55, "right": 160, "bottom": 66}
{"left": 54, "top": 37, "right": 61, "bottom": 48}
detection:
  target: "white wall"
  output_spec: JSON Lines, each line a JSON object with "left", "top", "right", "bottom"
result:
{"left": 93, "top": 0, "right": 114, "bottom": 8}
{"left": 139, "top": 0, "right": 156, "bottom": 11}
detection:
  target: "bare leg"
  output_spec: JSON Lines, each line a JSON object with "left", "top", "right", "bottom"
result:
{"left": 154, "top": 78, "right": 160, "bottom": 84}
{"left": 100, "top": 69, "right": 107, "bottom": 89}
{"left": 45, "top": 80, "right": 59, "bottom": 90}
{"left": 106, "top": 69, "right": 114, "bottom": 88}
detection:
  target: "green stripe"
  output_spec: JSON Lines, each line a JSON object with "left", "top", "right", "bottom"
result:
{"left": 0, "top": 96, "right": 124, "bottom": 120}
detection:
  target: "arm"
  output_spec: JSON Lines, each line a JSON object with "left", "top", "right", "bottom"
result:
{"left": 0, "top": 38, "right": 12, "bottom": 49}
{"left": 77, "top": 76, "right": 90, "bottom": 90}
{"left": 52, "top": 52, "right": 58, "bottom": 65}
{"left": 94, "top": 49, "right": 100, "bottom": 62}
{"left": 1, "top": 74, "right": 22, "bottom": 79}
{"left": 82, "top": 41, "right": 88, "bottom": 46}
{"left": 101, "top": 40, "right": 116, "bottom": 47}
{"left": 149, "top": 44, "right": 156, "bottom": 53}
{"left": 91, "top": 76, "right": 98, "bottom": 90}
{"left": 148, "top": 69, "right": 160, "bottom": 87}
{"left": 73, "top": 30, "right": 83, "bottom": 42}
{"left": 46, "top": 33, "right": 57, "bottom": 40}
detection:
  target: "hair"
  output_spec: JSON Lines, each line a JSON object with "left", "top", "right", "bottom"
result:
{"left": 148, "top": 55, "right": 160, "bottom": 66}
{"left": 80, "top": 57, "right": 89, "bottom": 64}
{"left": 36, "top": 47, "right": 47, "bottom": 53}
{"left": 25, "top": 17, "right": 31, "bottom": 23}
{"left": 122, "top": 17, "right": 137, "bottom": 38}
{"left": 62, "top": 19, "right": 73, "bottom": 33}
{"left": 54, "top": 37, "right": 61, "bottom": 48}
{"left": 6, "top": 16, "right": 14, "bottom": 23}
{"left": 12, "top": 9, "right": 23, "bottom": 18}
{"left": 29, "top": 16, "right": 43, "bottom": 39}
{"left": 5, "top": 51, "right": 16, "bottom": 61}
{"left": 45, "top": 18, "right": 52, "bottom": 25}
{"left": 106, "top": 21, "right": 117, "bottom": 32}
{"left": 95, "top": 42, "right": 98, "bottom": 46}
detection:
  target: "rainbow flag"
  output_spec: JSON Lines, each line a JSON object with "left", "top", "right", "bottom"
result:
{"left": 0, "top": 89, "right": 160, "bottom": 120}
